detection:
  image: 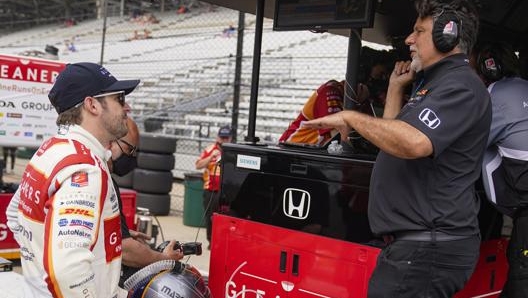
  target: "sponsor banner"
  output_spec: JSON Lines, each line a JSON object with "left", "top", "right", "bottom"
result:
{"left": 0, "top": 54, "right": 65, "bottom": 147}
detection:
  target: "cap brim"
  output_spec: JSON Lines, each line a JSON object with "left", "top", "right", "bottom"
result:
{"left": 102, "top": 79, "right": 140, "bottom": 95}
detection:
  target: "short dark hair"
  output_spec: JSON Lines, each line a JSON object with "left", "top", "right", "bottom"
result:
{"left": 414, "top": 0, "right": 480, "bottom": 54}
{"left": 358, "top": 46, "right": 395, "bottom": 83}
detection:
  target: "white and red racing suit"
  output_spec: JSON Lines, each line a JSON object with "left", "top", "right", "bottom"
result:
{"left": 6, "top": 125, "right": 122, "bottom": 298}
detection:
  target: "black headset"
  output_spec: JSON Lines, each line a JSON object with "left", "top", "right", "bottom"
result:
{"left": 432, "top": 11, "right": 460, "bottom": 53}
{"left": 476, "top": 45, "right": 503, "bottom": 82}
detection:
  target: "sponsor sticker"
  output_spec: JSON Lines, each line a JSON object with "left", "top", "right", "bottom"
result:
{"left": 407, "top": 89, "right": 428, "bottom": 107}
{"left": 58, "top": 218, "right": 68, "bottom": 227}
{"left": 71, "top": 171, "right": 89, "bottom": 187}
{"left": 69, "top": 219, "right": 94, "bottom": 230}
{"left": 58, "top": 240, "right": 90, "bottom": 250}
{"left": 104, "top": 216, "right": 122, "bottom": 262}
{"left": 57, "top": 228, "right": 92, "bottom": 239}
{"left": 485, "top": 58, "right": 497, "bottom": 71}
{"left": 236, "top": 154, "right": 261, "bottom": 170}
{"left": 443, "top": 20, "right": 457, "bottom": 36}
{"left": 7, "top": 113, "right": 22, "bottom": 118}
{"left": 59, "top": 208, "right": 94, "bottom": 218}
{"left": 59, "top": 199, "right": 95, "bottom": 208}
{"left": 19, "top": 246, "right": 35, "bottom": 261}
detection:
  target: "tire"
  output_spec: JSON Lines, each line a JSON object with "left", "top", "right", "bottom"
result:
{"left": 144, "top": 118, "right": 166, "bottom": 133}
{"left": 139, "top": 135, "right": 176, "bottom": 154}
{"left": 136, "top": 192, "right": 171, "bottom": 215}
{"left": 112, "top": 171, "right": 134, "bottom": 188}
{"left": 133, "top": 168, "right": 173, "bottom": 194}
{"left": 137, "top": 152, "right": 175, "bottom": 171}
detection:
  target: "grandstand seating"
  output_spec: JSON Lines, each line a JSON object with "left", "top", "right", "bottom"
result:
{"left": 0, "top": 5, "right": 390, "bottom": 177}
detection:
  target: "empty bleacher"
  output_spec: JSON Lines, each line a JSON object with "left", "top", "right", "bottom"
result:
{"left": 0, "top": 5, "right": 390, "bottom": 177}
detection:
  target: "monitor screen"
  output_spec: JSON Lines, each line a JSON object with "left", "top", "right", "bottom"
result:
{"left": 273, "top": 0, "right": 376, "bottom": 31}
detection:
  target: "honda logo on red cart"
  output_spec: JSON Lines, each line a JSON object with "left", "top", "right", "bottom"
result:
{"left": 283, "top": 188, "right": 310, "bottom": 219}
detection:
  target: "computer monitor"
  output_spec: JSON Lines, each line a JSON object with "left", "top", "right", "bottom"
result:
{"left": 273, "top": 0, "right": 376, "bottom": 31}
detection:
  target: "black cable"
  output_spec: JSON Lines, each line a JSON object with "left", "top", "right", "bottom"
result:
{"left": 152, "top": 215, "right": 165, "bottom": 243}
{"left": 193, "top": 160, "right": 220, "bottom": 244}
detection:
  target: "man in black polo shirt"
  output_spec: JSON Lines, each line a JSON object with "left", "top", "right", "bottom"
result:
{"left": 305, "top": 0, "right": 490, "bottom": 297}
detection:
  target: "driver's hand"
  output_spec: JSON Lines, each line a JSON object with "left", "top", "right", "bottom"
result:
{"left": 162, "top": 240, "right": 184, "bottom": 260}
{"left": 129, "top": 230, "right": 151, "bottom": 245}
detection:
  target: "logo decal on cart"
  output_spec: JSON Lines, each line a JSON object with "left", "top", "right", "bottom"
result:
{"left": 283, "top": 188, "right": 310, "bottom": 219}
{"left": 225, "top": 261, "right": 274, "bottom": 298}
{"left": 236, "top": 154, "right": 261, "bottom": 170}
{"left": 225, "top": 261, "right": 331, "bottom": 298}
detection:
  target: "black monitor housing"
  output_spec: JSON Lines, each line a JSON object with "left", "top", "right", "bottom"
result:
{"left": 273, "top": 0, "right": 376, "bottom": 31}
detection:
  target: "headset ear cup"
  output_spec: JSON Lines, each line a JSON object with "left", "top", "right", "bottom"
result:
{"left": 478, "top": 50, "right": 502, "bottom": 82}
{"left": 432, "top": 12, "right": 460, "bottom": 53}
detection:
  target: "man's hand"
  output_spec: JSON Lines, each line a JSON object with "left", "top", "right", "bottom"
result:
{"left": 390, "top": 61, "right": 415, "bottom": 88}
{"left": 384, "top": 61, "right": 415, "bottom": 119}
{"left": 303, "top": 111, "right": 351, "bottom": 142}
{"left": 162, "top": 240, "right": 184, "bottom": 260}
{"left": 129, "top": 230, "right": 151, "bottom": 245}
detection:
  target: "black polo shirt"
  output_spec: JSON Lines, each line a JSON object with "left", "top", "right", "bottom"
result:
{"left": 113, "top": 179, "right": 131, "bottom": 239}
{"left": 369, "top": 54, "right": 492, "bottom": 236}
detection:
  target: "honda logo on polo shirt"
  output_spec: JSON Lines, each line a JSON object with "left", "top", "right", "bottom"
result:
{"left": 419, "top": 108, "right": 441, "bottom": 129}
{"left": 283, "top": 188, "right": 311, "bottom": 219}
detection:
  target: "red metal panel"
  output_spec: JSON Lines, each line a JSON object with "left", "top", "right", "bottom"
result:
{"left": 210, "top": 214, "right": 509, "bottom": 298}
{"left": 119, "top": 188, "right": 137, "bottom": 231}
{"left": 210, "top": 214, "right": 380, "bottom": 298}
{"left": 0, "top": 193, "right": 19, "bottom": 257}
{"left": 455, "top": 238, "right": 509, "bottom": 298}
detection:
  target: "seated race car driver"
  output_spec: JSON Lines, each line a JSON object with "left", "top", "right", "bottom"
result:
{"left": 279, "top": 79, "right": 346, "bottom": 146}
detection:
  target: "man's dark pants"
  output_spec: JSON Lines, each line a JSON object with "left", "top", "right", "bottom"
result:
{"left": 368, "top": 236, "right": 480, "bottom": 298}
{"left": 500, "top": 212, "right": 528, "bottom": 298}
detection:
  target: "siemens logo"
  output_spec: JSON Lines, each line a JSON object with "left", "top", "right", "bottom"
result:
{"left": 236, "top": 154, "right": 261, "bottom": 170}
{"left": 240, "top": 158, "right": 257, "bottom": 166}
